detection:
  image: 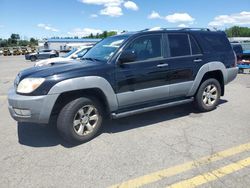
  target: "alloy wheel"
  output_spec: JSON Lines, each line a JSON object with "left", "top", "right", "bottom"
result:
{"left": 73, "top": 105, "right": 99, "bottom": 136}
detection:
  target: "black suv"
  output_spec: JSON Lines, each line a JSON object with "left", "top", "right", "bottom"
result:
{"left": 8, "top": 28, "right": 238, "bottom": 144}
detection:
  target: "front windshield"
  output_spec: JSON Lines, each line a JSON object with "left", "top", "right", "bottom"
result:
{"left": 83, "top": 35, "right": 129, "bottom": 61}
{"left": 63, "top": 48, "right": 77, "bottom": 58}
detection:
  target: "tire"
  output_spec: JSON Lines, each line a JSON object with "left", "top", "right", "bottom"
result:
{"left": 30, "top": 56, "right": 37, "bottom": 62}
{"left": 57, "top": 97, "right": 104, "bottom": 144}
{"left": 194, "top": 78, "right": 221, "bottom": 112}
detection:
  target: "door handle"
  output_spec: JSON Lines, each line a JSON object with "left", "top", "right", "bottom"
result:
{"left": 157, "top": 63, "right": 168, "bottom": 68}
{"left": 194, "top": 59, "right": 202, "bottom": 63}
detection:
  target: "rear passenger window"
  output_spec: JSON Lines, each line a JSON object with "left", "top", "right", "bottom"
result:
{"left": 168, "top": 34, "right": 191, "bottom": 57}
{"left": 190, "top": 36, "right": 201, "bottom": 55}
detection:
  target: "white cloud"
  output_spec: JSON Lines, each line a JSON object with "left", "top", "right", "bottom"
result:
{"left": 90, "top": 14, "right": 98, "bottom": 18}
{"left": 165, "top": 13, "right": 195, "bottom": 23}
{"left": 148, "top": 11, "right": 162, "bottom": 19}
{"left": 68, "top": 28, "right": 102, "bottom": 37}
{"left": 80, "top": 0, "right": 122, "bottom": 6}
{"left": 37, "top": 23, "right": 59, "bottom": 32}
{"left": 100, "top": 6, "right": 123, "bottom": 17}
{"left": 178, "top": 24, "right": 188, "bottom": 28}
{"left": 123, "top": 1, "right": 138, "bottom": 11}
{"left": 148, "top": 11, "right": 194, "bottom": 24}
{"left": 80, "top": 0, "right": 138, "bottom": 17}
{"left": 209, "top": 11, "right": 250, "bottom": 27}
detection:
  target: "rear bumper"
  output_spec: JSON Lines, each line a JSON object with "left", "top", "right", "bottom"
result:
{"left": 8, "top": 88, "right": 59, "bottom": 124}
{"left": 225, "top": 67, "right": 238, "bottom": 85}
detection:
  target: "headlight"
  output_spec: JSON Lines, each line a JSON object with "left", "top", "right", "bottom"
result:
{"left": 17, "top": 78, "right": 45, "bottom": 93}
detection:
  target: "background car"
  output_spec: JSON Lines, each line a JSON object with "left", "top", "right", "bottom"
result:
{"left": 3, "top": 48, "right": 12, "bottom": 56}
{"left": 21, "top": 47, "right": 29, "bottom": 55}
{"left": 13, "top": 47, "right": 22, "bottom": 56}
{"left": 231, "top": 43, "right": 243, "bottom": 58}
{"left": 35, "top": 46, "right": 92, "bottom": 66}
{"left": 25, "top": 49, "right": 59, "bottom": 61}
{"left": 0, "top": 48, "right": 3, "bottom": 56}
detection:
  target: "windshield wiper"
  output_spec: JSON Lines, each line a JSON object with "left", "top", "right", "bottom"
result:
{"left": 81, "top": 57, "right": 102, "bottom": 62}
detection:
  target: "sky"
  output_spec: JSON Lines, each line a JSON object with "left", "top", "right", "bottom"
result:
{"left": 0, "top": 0, "right": 250, "bottom": 39}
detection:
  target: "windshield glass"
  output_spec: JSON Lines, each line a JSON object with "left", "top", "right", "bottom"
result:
{"left": 83, "top": 35, "right": 129, "bottom": 61}
{"left": 63, "top": 48, "right": 77, "bottom": 58}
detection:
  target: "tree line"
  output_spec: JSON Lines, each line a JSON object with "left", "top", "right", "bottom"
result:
{"left": 225, "top": 26, "right": 250, "bottom": 37}
{"left": 0, "top": 34, "right": 38, "bottom": 48}
{"left": 51, "top": 31, "right": 118, "bottom": 39}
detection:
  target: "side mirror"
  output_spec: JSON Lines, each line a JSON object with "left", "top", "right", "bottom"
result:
{"left": 119, "top": 50, "right": 137, "bottom": 63}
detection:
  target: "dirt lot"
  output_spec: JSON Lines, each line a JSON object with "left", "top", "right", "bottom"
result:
{"left": 0, "top": 55, "right": 250, "bottom": 188}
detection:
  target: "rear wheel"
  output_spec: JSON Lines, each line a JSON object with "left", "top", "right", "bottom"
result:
{"left": 194, "top": 78, "right": 221, "bottom": 112}
{"left": 57, "top": 97, "right": 103, "bottom": 144}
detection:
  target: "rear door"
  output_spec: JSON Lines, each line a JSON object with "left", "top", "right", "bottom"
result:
{"left": 40, "top": 50, "right": 50, "bottom": 59}
{"left": 115, "top": 33, "right": 170, "bottom": 108}
{"left": 166, "top": 33, "right": 203, "bottom": 98}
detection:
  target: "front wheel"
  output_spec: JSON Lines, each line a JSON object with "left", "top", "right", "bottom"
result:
{"left": 57, "top": 97, "right": 103, "bottom": 144}
{"left": 194, "top": 78, "right": 221, "bottom": 112}
{"left": 30, "top": 56, "right": 37, "bottom": 61}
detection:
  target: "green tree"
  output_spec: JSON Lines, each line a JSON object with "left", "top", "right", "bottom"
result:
{"left": 225, "top": 26, "right": 250, "bottom": 37}
{"left": 107, "top": 31, "right": 117, "bottom": 37}
{"left": 9, "top": 33, "right": 20, "bottom": 46}
{"left": 103, "top": 31, "right": 108, "bottom": 38}
{"left": 19, "top": 40, "right": 29, "bottom": 46}
{"left": 29, "top": 38, "right": 38, "bottom": 46}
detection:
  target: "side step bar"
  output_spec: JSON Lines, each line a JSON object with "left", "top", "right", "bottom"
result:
{"left": 111, "top": 98, "right": 194, "bottom": 119}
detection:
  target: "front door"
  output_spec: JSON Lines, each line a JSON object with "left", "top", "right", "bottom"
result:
{"left": 115, "top": 34, "right": 170, "bottom": 108}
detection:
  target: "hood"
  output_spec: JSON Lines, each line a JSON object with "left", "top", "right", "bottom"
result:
{"left": 35, "top": 57, "right": 72, "bottom": 66}
{"left": 18, "top": 60, "right": 103, "bottom": 80}
{"left": 27, "top": 52, "right": 36, "bottom": 56}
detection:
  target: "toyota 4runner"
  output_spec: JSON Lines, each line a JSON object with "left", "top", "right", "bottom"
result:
{"left": 8, "top": 28, "right": 238, "bottom": 144}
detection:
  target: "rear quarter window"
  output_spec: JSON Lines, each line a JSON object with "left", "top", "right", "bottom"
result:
{"left": 202, "top": 33, "right": 231, "bottom": 52}
{"left": 190, "top": 35, "right": 202, "bottom": 55}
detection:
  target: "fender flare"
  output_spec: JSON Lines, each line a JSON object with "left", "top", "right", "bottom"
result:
{"left": 187, "top": 61, "right": 228, "bottom": 96}
{"left": 48, "top": 76, "right": 118, "bottom": 111}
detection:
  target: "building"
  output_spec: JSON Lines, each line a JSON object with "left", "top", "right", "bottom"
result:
{"left": 228, "top": 37, "right": 250, "bottom": 43}
{"left": 39, "top": 38, "right": 101, "bottom": 52}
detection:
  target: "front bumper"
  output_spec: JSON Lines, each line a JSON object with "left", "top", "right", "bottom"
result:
{"left": 225, "top": 67, "right": 239, "bottom": 85}
{"left": 24, "top": 54, "right": 32, "bottom": 60}
{"left": 8, "top": 88, "right": 59, "bottom": 124}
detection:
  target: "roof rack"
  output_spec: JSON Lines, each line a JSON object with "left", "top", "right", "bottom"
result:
{"left": 180, "top": 28, "right": 211, "bottom": 31}
{"left": 141, "top": 27, "right": 211, "bottom": 32}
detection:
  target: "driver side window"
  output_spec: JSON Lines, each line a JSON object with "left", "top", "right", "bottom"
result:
{"left": 125, "top": 34, "right": 162, "bottom": 62}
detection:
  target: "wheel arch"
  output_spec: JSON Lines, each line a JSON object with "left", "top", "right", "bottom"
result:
{"left": 188, "top": 61, "right": 226, "bottom": 96}
{"left": 48, "top": 76, "right": 118, "bottom": 114}
{"left": 51, "top": 88, "right": 111, "bottom": 117}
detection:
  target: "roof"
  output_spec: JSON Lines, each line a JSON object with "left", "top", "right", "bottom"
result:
{"left": 47, "top": 38, "right": 101, "bottom": 43}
